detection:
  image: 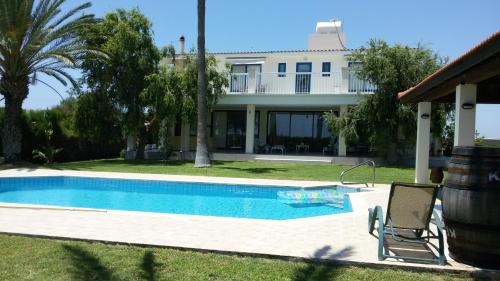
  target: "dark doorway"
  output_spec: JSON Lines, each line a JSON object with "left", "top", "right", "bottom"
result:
{"left": 226, "top": 111, "right": 246, "bottom": 150}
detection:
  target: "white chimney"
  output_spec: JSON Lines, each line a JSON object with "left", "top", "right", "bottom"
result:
{"left": 308, "top": 19, "right": 346, "bottom": 50}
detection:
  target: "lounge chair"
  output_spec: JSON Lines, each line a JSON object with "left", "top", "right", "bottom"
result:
{"left": 368, "top": 182, "right": 446, "bottom": 265}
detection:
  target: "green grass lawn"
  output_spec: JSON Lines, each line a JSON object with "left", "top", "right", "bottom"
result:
{"left": 0, "top": 234, "right": 470, "bottom": 281}
{"left": 40, "top": 158, "right": 419, "bottom": 184}
{"left": 1, "top": 160, "right": 452, "bottom": 280}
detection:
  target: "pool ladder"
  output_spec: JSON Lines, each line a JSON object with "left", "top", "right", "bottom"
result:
{"left": 340, "top": 160, "right": 376, "bottom": 188}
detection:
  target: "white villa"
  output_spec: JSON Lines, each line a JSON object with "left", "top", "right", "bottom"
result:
{"left": 166, "top": 20, "right": 375, "bottom": 159}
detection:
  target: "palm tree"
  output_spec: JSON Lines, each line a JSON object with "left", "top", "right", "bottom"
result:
{"left": 0, "top": 0, "right": 97, "bottom": 162}
{"left": 194, "top": 0, "right": 210, "bottom": 167}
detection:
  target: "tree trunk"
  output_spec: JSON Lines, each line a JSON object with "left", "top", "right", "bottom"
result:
{"left": 1, "top": 95, "right": 25, "bottom": 162}
{"left": 135, "top": 128, "right": 146, "bottom": 160}
{"left": 386, "top": 142, "right": 399, "bottom": 164}
{"left": 194, "top": 0, "right": 210, "bottom": 168}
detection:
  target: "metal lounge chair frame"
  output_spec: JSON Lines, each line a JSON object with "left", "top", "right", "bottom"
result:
{"left": 368, "top": 182, "right": 446, "bottom": 265}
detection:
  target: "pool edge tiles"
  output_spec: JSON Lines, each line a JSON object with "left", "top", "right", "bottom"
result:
{"left": 0, "top": 176, "right": 360, "bottom": 220}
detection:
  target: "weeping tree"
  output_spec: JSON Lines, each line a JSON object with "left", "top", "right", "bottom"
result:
{"left": 77, "top": 8, "right": 160, "bottom": 159}
{"left": 141, "top": 63, "right": 180, "bottom": 159}
{"left": 141, "top": 46, "right": 228, "bottom": 160}
{"left": 0, "top": 0, "right": 98, "bottom": 162}
{"left": 324, "top": 39, "right": 450, "bottom": 162}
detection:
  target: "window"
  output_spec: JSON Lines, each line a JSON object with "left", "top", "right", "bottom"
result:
{"left": 254, "top": 111, "right": 260, "bottom": 140}
{"left": 322, "top": 62, "right": 331, "bottom": 77}
{"left": 290, "top": 113, "right": 314, "bottom": 138}
{"left": 267, "top": 111, "right": 335, "bottom": 152}
{"left": 278, "top": 63, "right": 286, "bottom": 77}
{"left": 174, "top": 121, "right": 181, "bottom": 136}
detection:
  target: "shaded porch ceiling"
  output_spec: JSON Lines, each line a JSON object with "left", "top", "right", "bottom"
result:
{"left": 398, "top": 30, "right": 500, "bottom": 104}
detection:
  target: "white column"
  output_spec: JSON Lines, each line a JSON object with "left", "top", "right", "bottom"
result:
{"left": 180, "top": 121, "right": 190, "bottom": 151}
{"left": 245, "top": 104, "right": 256, "bottom": 154}
{"left": 338, "top": 105, "right": 348, "bottom": 156}
{"left": 415, "top": 102, "right": 431, "bottom": 184}
{"left": 454, "top": 84, "right": 477, "bottom": 147}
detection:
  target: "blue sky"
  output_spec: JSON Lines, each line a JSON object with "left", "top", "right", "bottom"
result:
{"left": 18, "top": 0, "right": 500, "bottom": 138}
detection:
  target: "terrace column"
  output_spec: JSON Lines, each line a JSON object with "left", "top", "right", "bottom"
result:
{"left": 454, "top": 84, "right": 477, "bottom": 147}
{"left": 180, "top": 121, "right": 191, "bottom": 152}
{"left": 245, "top": 104, "right": 256, "bottom": 154}
{"left": 415, "top": 102, "right": 431, "bottom": 183}
{"left": 338, "top": 105, "right": 348, "bottom": 156}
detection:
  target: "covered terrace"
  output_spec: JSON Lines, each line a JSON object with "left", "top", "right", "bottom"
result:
{"left": 398, "top": 30, "right": 500, "bottom": 183}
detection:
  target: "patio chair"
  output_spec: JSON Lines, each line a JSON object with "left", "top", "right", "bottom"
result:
{"left": 368, "top": 182, "right": 446, "bottom": 265}
{"left": 271, "top": 145, "right": 286, "bottom": 155}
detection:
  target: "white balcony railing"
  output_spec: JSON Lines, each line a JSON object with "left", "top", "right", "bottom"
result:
{"left": 227, "top": 69, "right": 376, "bottom": 95}
{"left": 348, "top": 70, "right": 377, "bottom": 93}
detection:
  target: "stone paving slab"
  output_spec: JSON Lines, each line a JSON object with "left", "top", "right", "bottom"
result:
{"left": 0, "top": 169, "right": 477, "bottom": 272}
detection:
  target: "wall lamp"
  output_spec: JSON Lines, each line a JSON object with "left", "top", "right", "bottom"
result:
{"left": 462, "top": 103, "right": 475, "bottom": 110}
{"left": 421, "top": 113, "right": 430, "bottom": 119}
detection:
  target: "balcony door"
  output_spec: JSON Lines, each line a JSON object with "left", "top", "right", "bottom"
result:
{"left": 230, "top": 64, "right": 261, "bottom": 93}
{"left": 295, "top": 62, "right": 312, "bottom": 94}
{"left": 246, "top": 65, "right": 261, "bottom": 93}
{"left": 230, "top": 65, "right": 247, "bottom": 92}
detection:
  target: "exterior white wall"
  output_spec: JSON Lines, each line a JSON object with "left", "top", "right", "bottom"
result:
{"left": 208, "top": 51, "right": 367, "bottom": 155}
{"left": 454, "top": 84, "right": 477, "bottom": 147}
{"left": 214, "top": 51, "right": 350, "bottom": 82}
{"left": 308, "top": 33, "right": 346, "bottom": 50}
{"left": 415, "top": 102, "right": 431, "bottom": 184}
{"left": 217, "top": 94, "right": 363, "bottom": 106}
{"left": 213, "top": 51, "right": 361, "bottom": 105}
{"left": 214, "top": 51, "right": 351, "bottom": 71}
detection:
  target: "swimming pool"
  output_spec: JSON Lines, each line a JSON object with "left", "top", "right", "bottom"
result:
{"left": 0, "top": 176, "right": 360, "bottom": 220}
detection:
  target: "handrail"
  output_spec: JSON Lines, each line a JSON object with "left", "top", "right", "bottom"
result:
{"left": 340, "top": 160, "right": 376, "bottom": 188}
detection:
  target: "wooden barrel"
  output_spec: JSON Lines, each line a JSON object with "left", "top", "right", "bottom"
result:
{"left": 443, "top": 146, "right": 500, "bottom": 269}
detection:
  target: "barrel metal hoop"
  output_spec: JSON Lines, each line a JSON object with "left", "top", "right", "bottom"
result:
{"left": 443, "top": 183, "right": 500, "bottom": 190}
{"left": 443, "top": 217, "right": 500, "bottom": 231}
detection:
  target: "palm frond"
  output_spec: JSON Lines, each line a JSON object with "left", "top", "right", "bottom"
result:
{"left": 0, "top": 0, "right": 97, "bottom": 97}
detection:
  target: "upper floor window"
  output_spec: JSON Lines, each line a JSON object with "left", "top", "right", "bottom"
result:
{"left": 278, "top": 63, "right": 286, "bottom": 77}
{"left": 322, "top": 62, "right": 331, "bottom": 77}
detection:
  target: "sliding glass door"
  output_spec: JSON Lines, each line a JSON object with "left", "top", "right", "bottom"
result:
{"left": 267, "top": 111, "right": 336, "bottom": 153}
{"left": 226, "top": 111, "right": 246, "bottom": 150}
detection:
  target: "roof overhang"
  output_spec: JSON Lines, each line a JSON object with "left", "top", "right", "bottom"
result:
{"left": 225, "top": 57, "right": 267, "bottom": 65}
{"left": 398, "top": 30, "right": 500, "bottom": 104}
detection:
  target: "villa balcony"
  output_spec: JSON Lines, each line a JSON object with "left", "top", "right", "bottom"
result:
{"left": 227, "top": 68, "right": 376, "bottom": 95}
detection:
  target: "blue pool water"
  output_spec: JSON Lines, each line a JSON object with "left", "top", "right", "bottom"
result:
{"left": 0, "top": 176, "right": 360, "bottom": 220}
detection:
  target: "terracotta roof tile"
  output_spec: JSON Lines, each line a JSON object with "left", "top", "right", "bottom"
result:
{"left": 208, "top": 49, "right": 354, "bottom": 55}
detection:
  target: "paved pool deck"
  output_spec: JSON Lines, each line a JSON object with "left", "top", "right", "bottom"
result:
{"left": 0, "top": 168, "right": 482, "bottom": 273}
